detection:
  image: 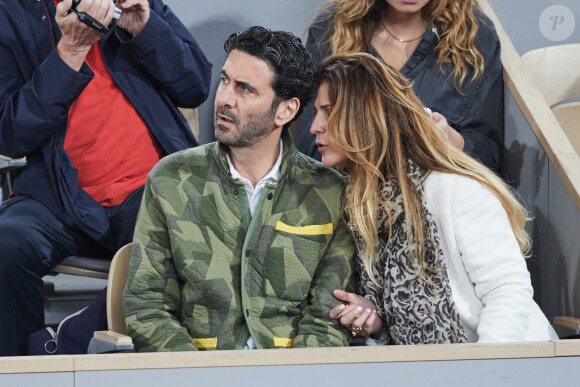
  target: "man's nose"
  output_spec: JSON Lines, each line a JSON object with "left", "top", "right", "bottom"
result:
{"left": 216, "top": 83, "right": 236, "bottom": 108}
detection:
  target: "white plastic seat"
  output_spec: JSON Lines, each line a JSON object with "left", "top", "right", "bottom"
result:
{"left": 552, "top": 100, "right": 580, "bottom": 155}
{"left": 521, "top": 43, "right": 580, "bottom": 107}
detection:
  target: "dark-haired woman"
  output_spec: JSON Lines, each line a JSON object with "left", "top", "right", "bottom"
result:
{"left": 296, "top": 0, "right": 503, "bottom": 172}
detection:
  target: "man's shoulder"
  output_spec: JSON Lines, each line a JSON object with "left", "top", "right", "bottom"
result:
{"left": 149, "top": 143, "right": 216, "bottom": 180}
{"left": 288, "top": 151, "right": 345, "bottom": 188}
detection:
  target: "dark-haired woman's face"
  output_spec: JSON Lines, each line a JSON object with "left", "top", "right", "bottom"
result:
{"left": 310, "top": 83, "right": 347, "bottom": 168}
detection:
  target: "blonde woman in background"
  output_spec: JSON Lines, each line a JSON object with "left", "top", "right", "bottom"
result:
{"left": 310, "top": 53, "right": 557, "bottom": 344}
{"left": 296, "top": 0, "right": 504, "bottom": 172}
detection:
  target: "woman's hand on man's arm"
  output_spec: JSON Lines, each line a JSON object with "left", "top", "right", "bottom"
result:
{"left": 329, "top": 289, "right": 382, "bottom": 337}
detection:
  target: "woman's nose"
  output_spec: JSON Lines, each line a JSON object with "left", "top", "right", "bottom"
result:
{"left": 310, "top": 114, "right": 326, "bottom": 135}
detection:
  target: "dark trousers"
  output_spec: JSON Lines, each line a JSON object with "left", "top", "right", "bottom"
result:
{"left": 0, "top": 187, "right": 143, "bottom": 356}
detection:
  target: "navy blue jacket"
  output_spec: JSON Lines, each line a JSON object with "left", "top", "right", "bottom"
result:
{"left": 0, "top": 0, "right": 211, "bottom": 246}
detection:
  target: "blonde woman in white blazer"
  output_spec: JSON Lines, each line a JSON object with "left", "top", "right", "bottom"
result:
{"left": 310, "top": 53, "right": 557, "bottom": 344}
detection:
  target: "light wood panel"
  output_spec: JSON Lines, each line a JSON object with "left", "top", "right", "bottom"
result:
{"left": 555, "top": 339, "right": 580, "bottom": 357}
{"left": 0, "top": 340, "right": 575, "bottom": 375}
{"left": 0, "top": 356, "right": 73, "bottom": 375}
{"left": 106, "top": 243, "right": 132, "bottom": 335}
{"left": 0, "top": 341, "right": 566, "bottom": 375}
{"left": 72, "top": 342, "right": 557, "bottom": 372}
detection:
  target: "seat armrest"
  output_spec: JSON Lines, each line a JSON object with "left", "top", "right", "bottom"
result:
{"left": 553, "top": 316, "right": 580, "bottom": 339}
{"left": 0, "top": 158, "right": 27, "bottom": 171}
{"left": 87, "top": 330, "right": 134, "bottom": 354}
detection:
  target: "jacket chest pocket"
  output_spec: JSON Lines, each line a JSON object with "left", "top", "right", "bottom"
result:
{"left": 262, "top": 221, "right": 332, "bottom": 302}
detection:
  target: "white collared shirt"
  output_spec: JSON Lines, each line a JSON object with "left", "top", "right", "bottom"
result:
{"left": 226, "top": 139, "right": 283, "bottom": 217}
{"left": 226, "top": 139, "right": 283, "bottom": 349}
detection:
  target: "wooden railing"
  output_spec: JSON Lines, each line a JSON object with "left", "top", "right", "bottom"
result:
{"left": 0, "top": 340, "right": 578, "bottom": 375}
{"left": 480, "top": 0, "right": 580, "bottom": 208}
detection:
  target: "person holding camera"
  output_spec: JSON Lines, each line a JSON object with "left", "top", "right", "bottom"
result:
{"left": 0, "top": 0, "right": 212, "bottom": 356}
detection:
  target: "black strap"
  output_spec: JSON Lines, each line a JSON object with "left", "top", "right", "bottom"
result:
{"left": 70, "top": 8, "right": 110, "bottom": 34}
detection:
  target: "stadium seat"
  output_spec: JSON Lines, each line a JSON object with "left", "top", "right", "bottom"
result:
{"left": 88, "top": 243, "right": 134, "bottom": 353}
{"left": 551, "top": 99, "right": 580, "bottom": 155}
{"left": 521, "top": 43, "right": 580, "bottom": 107}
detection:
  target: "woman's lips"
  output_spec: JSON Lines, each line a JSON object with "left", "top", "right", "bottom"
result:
{"left": 316, "top": 143, "right": 328, "bottom": 153}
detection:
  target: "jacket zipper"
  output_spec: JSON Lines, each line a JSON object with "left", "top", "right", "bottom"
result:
{"left": 43, "top": 306, "right": 88, "bottom": 353}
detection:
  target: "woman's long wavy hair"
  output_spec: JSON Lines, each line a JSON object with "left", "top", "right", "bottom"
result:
{"left": 317, "top": 53, "right": 530, "bottom": 279}
{"left": 324, "top": 0, "right": 484, "bottom": 89}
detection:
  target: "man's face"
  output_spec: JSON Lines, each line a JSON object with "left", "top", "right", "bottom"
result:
{"left": 214, "top": 49, "right": 278, "bottom": 148}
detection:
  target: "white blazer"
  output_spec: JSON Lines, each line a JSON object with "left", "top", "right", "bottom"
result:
{"left": 423, "top": 171, "right": 558, "bottom": 342}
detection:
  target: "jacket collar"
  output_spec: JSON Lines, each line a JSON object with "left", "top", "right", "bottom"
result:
{"left": 214, "top": 128, "right": 297, "bottom": 183}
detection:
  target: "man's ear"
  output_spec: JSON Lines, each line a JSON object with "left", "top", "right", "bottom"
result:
{"left": 274, "top": 97, "right": 300, "bottom": 128}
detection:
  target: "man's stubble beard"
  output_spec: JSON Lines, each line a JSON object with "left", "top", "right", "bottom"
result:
{"left": 214, "top": 104, "right": 278, "bottom": 148}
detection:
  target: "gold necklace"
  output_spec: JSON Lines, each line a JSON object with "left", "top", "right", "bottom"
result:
{"left": 381, "top": 20, "right": 424, "bottom": 43}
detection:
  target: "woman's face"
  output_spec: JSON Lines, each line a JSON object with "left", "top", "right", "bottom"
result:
{"left": 310, "top": 82, "right": 347, "bottom": 168}
{"left": 385, "top": 0, "right": 430, "bottom": 17}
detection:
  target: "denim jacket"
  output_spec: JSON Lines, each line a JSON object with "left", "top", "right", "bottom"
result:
{"left": 296, "top": 8, "right": 504, "bottom": 172}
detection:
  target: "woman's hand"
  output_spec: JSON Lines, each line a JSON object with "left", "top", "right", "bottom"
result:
{"left": 431, "top": 112, "right": 465, "bottom": 151}
{"left": 329, "top": 289, "right": 382, "bottom": 337}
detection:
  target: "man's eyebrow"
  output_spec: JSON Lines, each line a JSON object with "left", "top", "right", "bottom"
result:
{"left": 219, "top": 69, "right": 257, "bottom": 93}
{"left": 235, "top": 80, "right": 257, "bottom": 93}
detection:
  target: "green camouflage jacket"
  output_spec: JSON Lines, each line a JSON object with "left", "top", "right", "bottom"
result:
{"left": 124, "top": 131, "right": 355, "bottom": 352}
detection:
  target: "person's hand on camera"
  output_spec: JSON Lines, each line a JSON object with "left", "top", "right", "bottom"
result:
{"left": 329, "top": 289, "right": 382, "bottom": 337}
{"left": 55, "top": 0, "right": 115, "bottom": 70}
{"left": 116, "top": 0, "right": 150, "bottom": 37}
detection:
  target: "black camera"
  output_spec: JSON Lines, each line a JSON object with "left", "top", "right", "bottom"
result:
{"left": 68, "top": 0, "right": 122, "bottom": 33}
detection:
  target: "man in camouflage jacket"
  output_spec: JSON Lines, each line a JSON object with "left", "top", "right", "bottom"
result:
{"left": 124, "top": 26, "right": 355, "bottom": 352}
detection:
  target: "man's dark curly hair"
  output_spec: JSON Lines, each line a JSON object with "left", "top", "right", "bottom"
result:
{"left": 224, "top": 26, "right": 315, "bottom": 129}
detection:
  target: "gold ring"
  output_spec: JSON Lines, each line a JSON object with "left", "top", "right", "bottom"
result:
{"left": 351, "top": 326, "right": 363, "bottom": 337}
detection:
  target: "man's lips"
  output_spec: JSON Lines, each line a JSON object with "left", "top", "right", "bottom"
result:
{"left": 217, "top": 113, "right": 235, "bottom": 125}
{"left": 215, "top": 105, "right": 238, "bottom": 127}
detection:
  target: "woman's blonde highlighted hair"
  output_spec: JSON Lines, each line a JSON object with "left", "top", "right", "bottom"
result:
{"left": 325, "top": 0, "right": 484, "bottom": 88}
{"left": 317, "top": 53, "right": 529, "bottom": 279}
